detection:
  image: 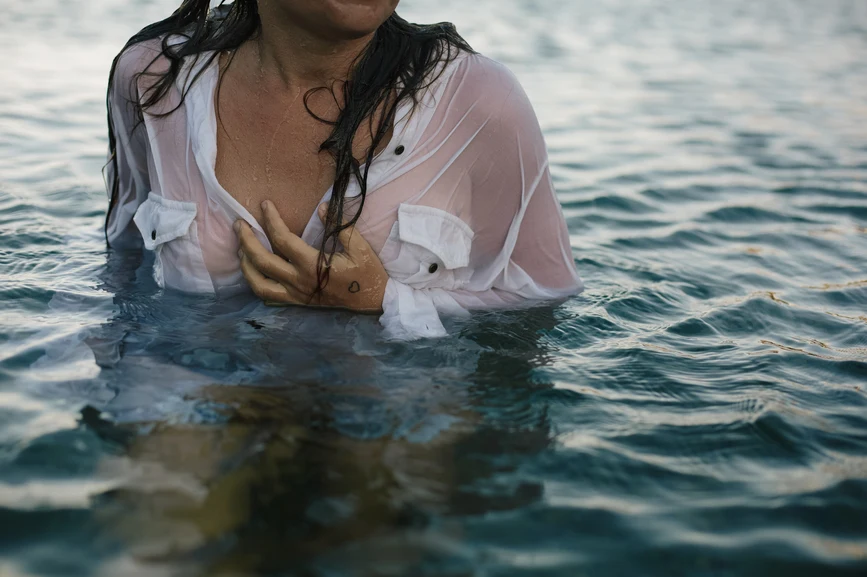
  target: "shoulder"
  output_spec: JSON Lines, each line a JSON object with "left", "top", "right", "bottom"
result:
{"left": 114, "top": 38, "right": 165, "bottom": 80}
{"left": 453, "top": 52, "right": 521, "bottom": 91}
{"left": 439, "top": 51, "right": 539, "bottom": 130}
{"left": 111, "top": 38, "right": 167, "bottom": 100}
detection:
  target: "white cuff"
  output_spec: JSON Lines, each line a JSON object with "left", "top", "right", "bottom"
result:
{"left": 379, "top": 278, "right": 448, "bottom": 341}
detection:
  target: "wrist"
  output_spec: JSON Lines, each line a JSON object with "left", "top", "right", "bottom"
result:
{"left": 364, "top": 268, "right": 388, "bottom": 314}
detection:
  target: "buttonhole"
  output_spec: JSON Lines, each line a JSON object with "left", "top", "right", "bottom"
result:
{"left": 395, "top": 145, "right": 405, "bottom": 156}
{"left": 428, "top": 263, "right": 438, "bottom": 274}
{"left": 151, "top": 230, "right": 157, "bottom": 240}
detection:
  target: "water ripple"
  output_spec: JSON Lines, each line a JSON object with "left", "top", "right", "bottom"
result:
{"left": 1, "top": 0, "right": 867, "bottom": 575}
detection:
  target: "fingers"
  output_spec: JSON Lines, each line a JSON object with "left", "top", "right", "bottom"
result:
{"left": 236, "top": 221, "right": 302, "bottom": 286}
{"left": 261, "top": 201, "right": 317, "bottom": 264}
{"left": 239, "top": 252, "right": 292, "bottom": 302}
{"left": 239, "top": 252, "right": 308, "bottom": 305}
{"left": 317, "top": 202, "right": 373, "bottom": 257}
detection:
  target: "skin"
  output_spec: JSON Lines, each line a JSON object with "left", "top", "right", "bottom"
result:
{"left": 219, "top": 0, "right": 400, "bottom": 312}
{"left": 235, "top": 201, "right": 387, "bottom": 313}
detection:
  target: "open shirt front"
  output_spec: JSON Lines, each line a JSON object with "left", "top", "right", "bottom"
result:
{"left": 106, "top": 38, "right": 583, "bottom": 340}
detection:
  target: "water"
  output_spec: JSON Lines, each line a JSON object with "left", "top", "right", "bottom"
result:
{"left": 2, "top": 0, "right": 867, "bottom": 575}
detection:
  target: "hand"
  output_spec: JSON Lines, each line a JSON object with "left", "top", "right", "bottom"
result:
{"left": 235, "top": 200, "right": 388, "bottom": 313}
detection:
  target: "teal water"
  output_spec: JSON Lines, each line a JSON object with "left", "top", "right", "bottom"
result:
{"left": 2, "top": 1, "right": 867, "bottom": 575}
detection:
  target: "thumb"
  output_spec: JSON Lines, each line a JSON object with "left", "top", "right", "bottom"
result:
{"left": 319, "top": 202, "right": 369, "bottom": 252}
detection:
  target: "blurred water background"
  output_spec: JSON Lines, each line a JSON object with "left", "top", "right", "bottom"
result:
{"left": 1, "top": 0, "right": 867, "bottom": 575}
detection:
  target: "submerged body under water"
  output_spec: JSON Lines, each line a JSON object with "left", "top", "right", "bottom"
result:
{"left": 1, "top": 0, "right": 867, "bottom": 575}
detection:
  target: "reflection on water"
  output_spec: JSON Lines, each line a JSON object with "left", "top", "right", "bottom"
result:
{"left": 2, "top": 242, "right": 562, "bottom": 575}
{"left": 2, "top": 0, "right": 867, "bottom": 576}
{"left": 63, "top": 251, "right": 562, "bottom": 576}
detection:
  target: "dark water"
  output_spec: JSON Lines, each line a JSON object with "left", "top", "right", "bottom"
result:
{"left": 2, "top": 1, "right": 867, "bottom": 575}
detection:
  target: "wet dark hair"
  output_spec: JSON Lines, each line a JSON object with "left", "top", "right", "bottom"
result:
{"left": 105, "top": 0, "right": 472, "bottom": 293}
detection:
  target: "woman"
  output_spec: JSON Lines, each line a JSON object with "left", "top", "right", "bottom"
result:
{"left": 105, "top": 0, "right": 583, "bottom": 339}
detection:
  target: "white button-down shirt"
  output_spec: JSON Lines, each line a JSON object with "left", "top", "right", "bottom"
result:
{"left": 107, "top": 37, "right": 583, "bottom": 340}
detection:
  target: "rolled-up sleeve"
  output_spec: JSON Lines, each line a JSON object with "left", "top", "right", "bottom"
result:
{"left": 105, "top": 43, "right": 157, "bottom": 249}
{"left": 377, "top": 53, "right": 583, "bottom": 339}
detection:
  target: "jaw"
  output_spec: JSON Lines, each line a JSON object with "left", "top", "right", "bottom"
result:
{"left": 296, "top": 0, "right": 400, "bottom": 41}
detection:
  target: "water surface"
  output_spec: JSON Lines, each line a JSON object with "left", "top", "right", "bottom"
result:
{"left": 1, "top": 1, "right": 867, "bottom": 575}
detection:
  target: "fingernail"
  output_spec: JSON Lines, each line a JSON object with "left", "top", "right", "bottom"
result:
{"left": 233, "top": 220, "right": 241, "bottom": 233}
{"left": 318, "top": 203, "right": 328, "bottom": 217}
{"left": 261, "top": 200, "right": 269, "bottom": 211}
{"left": 237, "top": 249, "right": 243, "bottom": 259}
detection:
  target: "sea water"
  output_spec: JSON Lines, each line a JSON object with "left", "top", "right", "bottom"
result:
{"left": 1, "top": 1, "right": 866, "bottom": 575}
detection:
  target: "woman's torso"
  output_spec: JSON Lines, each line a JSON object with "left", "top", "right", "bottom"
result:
{"left": 113, "top": 34, "right": 582, "bottom": 310}
{"left": 130, "top": 37, "right": 469, "bottom": 297}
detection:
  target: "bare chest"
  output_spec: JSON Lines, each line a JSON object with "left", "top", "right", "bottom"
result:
{"left": 213, "top": 50, "right": 393, "bottom": 237}
{"left": 214, "top": 85, "right": 336, "bottom": 236}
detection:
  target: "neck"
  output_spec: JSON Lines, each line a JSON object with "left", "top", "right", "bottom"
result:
{"left": 252, "top": 5, "right": 375, "bottom": 89}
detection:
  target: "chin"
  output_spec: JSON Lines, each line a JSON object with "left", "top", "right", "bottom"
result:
{"left": 314, "top": 0, "right": 401, "bottom": 40}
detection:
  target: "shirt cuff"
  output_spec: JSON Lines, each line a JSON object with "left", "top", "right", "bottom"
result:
{"left": 379, "top": 278, "right": 448, "bottom": 340}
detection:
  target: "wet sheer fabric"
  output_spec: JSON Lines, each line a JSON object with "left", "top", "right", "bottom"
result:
{"left": 106, "top": 39, "right": 583, "bottom": 339}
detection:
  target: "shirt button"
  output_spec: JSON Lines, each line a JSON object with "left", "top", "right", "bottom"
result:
{"left": 395, "top": 145, "right": 405, "bottom": 156}
{"left": 151, "top": 230, "right": 156, "bottom": 240}
{"left": 428, "top": 263, "right": 438, "bottom": 274}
